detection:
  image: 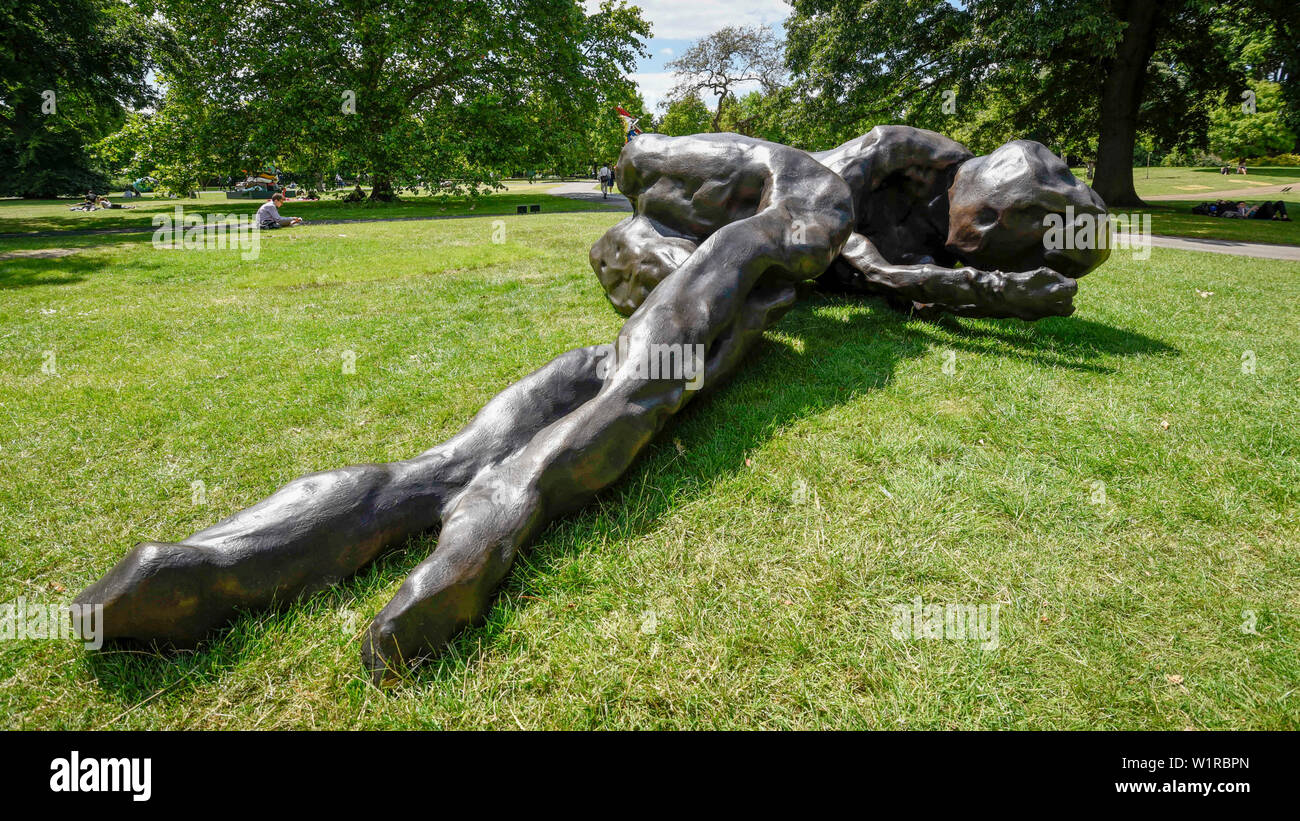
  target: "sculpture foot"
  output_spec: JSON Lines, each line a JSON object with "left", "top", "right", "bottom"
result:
{"left": 362, "top": 479, "right": 543, "bottom": 686}
{"left": 72, "top": 541, "right": 234, "bottom": 648}
{"left": 360, "top": 544, "right": 497, "bottom": 686}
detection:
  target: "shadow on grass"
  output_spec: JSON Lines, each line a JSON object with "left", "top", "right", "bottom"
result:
{"left": 0, "top": 191, "right": 618, "bottom": 235}
{"left": 0, "top": 233, "right": 163, "bottom": 290}
{"left": 82, "top": 292, "right": 1175, "bottom": 697}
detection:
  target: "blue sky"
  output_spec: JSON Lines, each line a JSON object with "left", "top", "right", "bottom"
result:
{"left": 584, "top": 0, "right": 794, "bottom": 113}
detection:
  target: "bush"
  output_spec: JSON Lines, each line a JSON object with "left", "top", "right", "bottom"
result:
{"left": 1242, "top": 154, "right": 1300, "bottom": 167}
{"left": 1157, "top": 149, "right": 1224, "bottom": 168}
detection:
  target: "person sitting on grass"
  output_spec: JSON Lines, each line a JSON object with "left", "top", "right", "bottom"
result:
{"left": 68, "top": 190, "right": 98, "bottom": 211}
{"left": 255, "top": 192, "right": 303, "bottom": 229}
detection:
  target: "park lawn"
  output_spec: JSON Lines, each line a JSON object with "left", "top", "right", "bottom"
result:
{"left": 0, "top": 213, "right": 1296, "bottom": 729}
{"left": 1132, "top": 200, "right": 1300, "bottom": 246}
{"left": 1071, "top": 165, "right": 1300, "bottom": 198}
{"left": 0, "top": 185, "right": 611, "bottom": 235}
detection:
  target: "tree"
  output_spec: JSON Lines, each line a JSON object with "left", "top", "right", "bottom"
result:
{"left": 664, "top": 25, "right": 785, "bottom": 132}
{"left": 576, "top": 89, "right": 649, "bottom": 171}
{"left": 658, "top": 95, "right": 712, "bottom": 136}
{"left": 785, "top": 0, "right": 1300, "bottom": 207}
{"left": 1209, "top": 80, "right": 1297, "bottom": 159}
{"left": 0, "top": 0, "right": 167, "bottom": 197}
{"left": 93, "top": 93, "right": 223, "bottom": 197}
{"left": 148, "top": 0, "right": 648, "bottom": 201}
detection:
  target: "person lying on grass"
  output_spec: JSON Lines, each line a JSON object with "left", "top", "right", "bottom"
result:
{"left": 68, "top": 192, "right": 134, "bottom": 211}
{"left": 1191, "top": 200, "right": 1291, "bottom": 220}
{"left": 255, "top": 192, "right": 304, "bottom": 229}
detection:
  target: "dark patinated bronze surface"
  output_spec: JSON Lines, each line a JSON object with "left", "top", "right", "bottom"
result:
{"left": 74, "top": 127, "right": 1109, "bottom": 684}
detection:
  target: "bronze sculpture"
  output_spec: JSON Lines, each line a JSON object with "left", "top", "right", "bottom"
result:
{"left": 73, "top": 127, "right": 1109, "bottom": 684}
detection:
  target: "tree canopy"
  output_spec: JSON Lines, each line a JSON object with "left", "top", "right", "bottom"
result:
{"left": 663, "top": 24, "right": 784, "bottom": 133}
{"left": 141, "top": 0, "right": 648, "bottom": 199}
{"left": 785, "top": 0, "right": 1300, "bottom": 206}
{"left": 0, "top": 0, "right": 170, "bottom": 197}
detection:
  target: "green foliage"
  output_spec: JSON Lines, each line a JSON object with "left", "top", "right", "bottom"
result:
{"left": 658, "top": 96, "right": 712, "bottom": 137}
{"left": 0, "top": 0, "right": 168, "bottom": 197}
{"left": 1243, "top": 153, "right": 1300, "bottom": 166}
{"left": 785, "top": 0, "right": 1247, "bottom": 149}
{"left": 663, "top": 25, "right": 784, "bottom": 132}
{"left": 1209, "top": 81, "right": 1298, "bottom": 160}
{"left": 784, "top": 0, "right": 1300, "bottom": 203}
{"left": 145, "top": 0, "right": 649, "bottom": 200}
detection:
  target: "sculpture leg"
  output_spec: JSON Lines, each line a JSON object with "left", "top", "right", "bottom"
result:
{"left": 362, "top": 204, "right": 849, "bottom": 682}
{"left": 73, "top": 346, "right": 607, "bottom": 646}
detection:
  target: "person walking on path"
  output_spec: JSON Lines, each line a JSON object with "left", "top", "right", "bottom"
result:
{"left": 598, "top": 163, "right": 612, "bottom": 198}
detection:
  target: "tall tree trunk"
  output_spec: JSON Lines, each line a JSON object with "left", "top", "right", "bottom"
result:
{"left": 369, "top": 174, "right": 398, "bottom": 202}
{"left": 1092, "top": 0, "right": 1164, "bottom": 207}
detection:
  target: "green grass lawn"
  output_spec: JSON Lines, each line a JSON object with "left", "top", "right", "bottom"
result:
{"left": 1073, "top": 167, "right": 1300, "bottom": 245}
{"left": 1133, "top": 200, "right": 1300, "bottom": 245}
{"left": 0, "top": 185, "right": 612, "bottom": 234}
{"left": 0, "top": 213, "right": 1296, "bottom": 729}
{"left": 1073, "top": 165, "right": 1300, "bottom": 198}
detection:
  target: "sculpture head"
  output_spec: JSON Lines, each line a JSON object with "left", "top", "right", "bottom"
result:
{"left": 946, "top": 140, "right": 1109, "bottom": 278}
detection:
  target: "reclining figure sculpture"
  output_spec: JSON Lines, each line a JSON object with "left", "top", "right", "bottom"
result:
{"left": 74, "top": 127, "right": 1109, "bottom": 684}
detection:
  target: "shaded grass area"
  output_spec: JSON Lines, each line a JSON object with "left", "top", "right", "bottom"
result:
{"left": 1134, "top": 200, "right": 1300, "bottom": 246}
{"left": 0, "top": 214, "right": 1296, "bottom": 729}
{"left": 0, "top": 186, "right": 613, "bottom": 234}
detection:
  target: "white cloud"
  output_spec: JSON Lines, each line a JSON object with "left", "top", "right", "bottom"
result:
{"left": 631, "top": 72, "right": 677, "bottom": 113}
{"left": 586, "top": 0, "right": 792, "bottom": 40}
{"left": 659, "top": 47, "right": 674, "bottom": 56}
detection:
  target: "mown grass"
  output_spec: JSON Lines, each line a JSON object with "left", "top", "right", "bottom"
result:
{"left": 0, "top": 185, "right": 610, "bottom": 234}
{"left": 0, "top": 213, "right": 1296, "bottom": 729}
{"left": 1132, "top": 200, "right": 1300, "bottom": 246}
{"left": 1074, "top": 165, "right": 1300, "bottom": 198}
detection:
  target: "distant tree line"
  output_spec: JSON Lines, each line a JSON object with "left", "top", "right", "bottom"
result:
{"left": 2, "top": 0, "right": 650, "bottom": 199}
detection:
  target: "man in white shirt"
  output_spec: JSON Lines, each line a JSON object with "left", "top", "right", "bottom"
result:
{"left": 255, "top": 192, "right": 302, "bottom": 229}
{"left": 598, "top": 163, "right": 611, "bottom": 198}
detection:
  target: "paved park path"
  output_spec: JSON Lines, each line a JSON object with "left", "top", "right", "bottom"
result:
{"left": 545, "top": 181, "right": 633, "bottom": 211}
{"left": 1133, "top": 234, "right": 1300, "bottom": 261}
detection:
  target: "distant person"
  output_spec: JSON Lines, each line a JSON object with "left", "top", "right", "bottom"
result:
{"left": 1250, "top": 201, "right": 1289, "bottom": 220}
{"left": 1237, "top": 161, "right": 1247, "bottom": 175}
{"left": 94, "top": 196, "right": 132, "bottom": 209}
{"left": 598, "top": 163, "right": 612, "bottom": 198}
{"left": 256, "top": 192, "right": 302, "bottom": 229}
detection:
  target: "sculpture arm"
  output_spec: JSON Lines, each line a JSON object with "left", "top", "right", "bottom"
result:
{"left": 824, "top": 232, "right": 1078, "bottom": 321}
